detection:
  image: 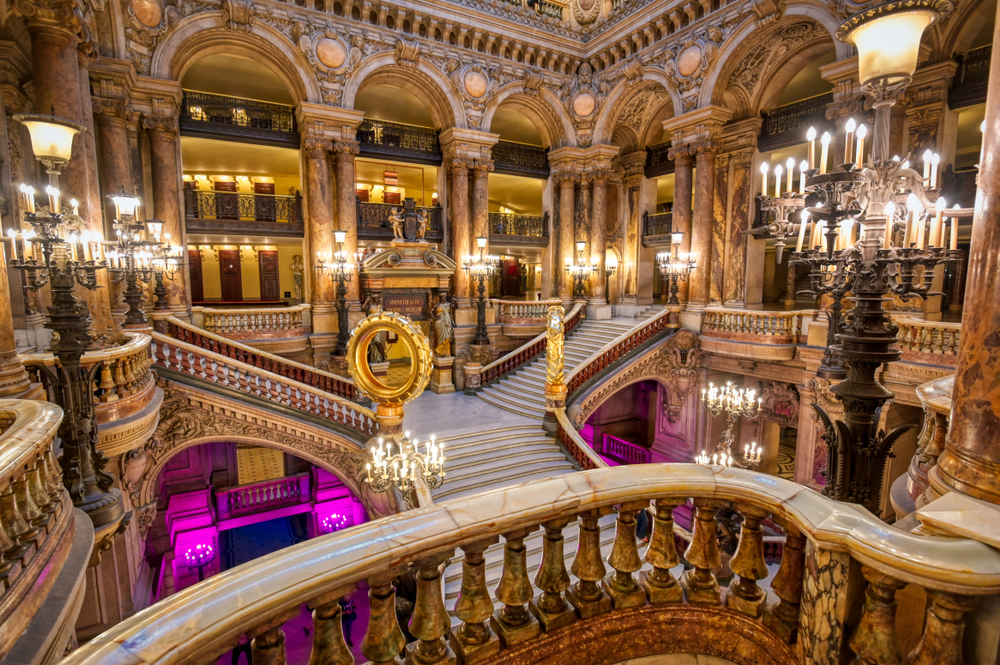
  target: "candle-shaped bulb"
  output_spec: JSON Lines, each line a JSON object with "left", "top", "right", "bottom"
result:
{"left": 845, "top": 117, "right": 856, "bottom": 132}
{"left": 936, "top": 197, "right": 947, "bottom": 212}
{"left": 806, "top": 127, "right": 816, "bottom": 141}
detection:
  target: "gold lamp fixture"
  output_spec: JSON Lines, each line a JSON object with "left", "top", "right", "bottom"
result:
{"left": 13, "top": 113, "right": 87, "bottom": 178}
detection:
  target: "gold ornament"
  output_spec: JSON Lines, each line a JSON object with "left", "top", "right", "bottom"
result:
{"left": 347, "top": 311, "right": 432, "bottom": 406}
{"left": 546, "top": 305, "right": 565, "bottom": 388}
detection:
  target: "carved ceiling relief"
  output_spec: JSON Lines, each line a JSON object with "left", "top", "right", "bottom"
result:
{"left": 446, "top": 60, "right": 506, "bottom": 129}
{"left": 572, "top": 0, "right": 600, "bottom": 26}
{"left": 662, "top": 26, "right": 723, "bottom": 110}
{"left": 754, "top": 379, "right": 800, "bottom": 427}
{"left": 559, "top": 62, "right": 610, "bottom": 148}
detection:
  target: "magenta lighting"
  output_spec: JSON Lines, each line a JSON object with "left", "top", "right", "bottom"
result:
{"left": 321, "top": 513, "right": 349, "bottom": 534}
{"left": 184, "top": 543, "right": 215, "bottom": 567}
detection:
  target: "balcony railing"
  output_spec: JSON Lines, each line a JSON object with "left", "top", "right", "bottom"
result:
{"left": 199, "top": 304, "right": 310, "bottom": 340}
{"left": 531, "top": 0, "right": 563, "bottom": 19}
{"left": 356, "top": 118, "right": 442, "bottom": 163}
{"left": 494, "top": 298, "right": 563, "bottom": 323}
{"left": 951, "top": 44, "right": 992, "bottom": 108}
{"left": 642, "top": 211, "right": 672, "bottom": 237}
{"left": 644, "top": 140, "right": 674, "bottom": 177}
{"left": 180, "top": 91, "right": 298, "bottom": 147}
{"left": 491, "top": 140, "right": 550, "bottom": 177}
{"left": 357, "top": 201, "right": 444, "bottom": 241}
{"left": 702, "top": 307, "right": 814, "bottom": 344}
{"left": 184, "top": 189, "right": 304, "bottom": 237}
{"left": 216, "top": 473, "right": 311, "bottom": 520}
{"left": 488, "top": 211, "right": 548, "bottom": 245}
{"left": 759, "top": 92, "right": 834, "bottom": 151}
{"left": 908, "top": 374, "right": 953, "bottom": 501}
{"left": 893, "top": 315, "right": 961, "bottom": 366}
{"left": 601, "top": 432, "right": 651, "bottom": 465}
{"left": 59, "top": 465, "right": 1000, "bottom": 665}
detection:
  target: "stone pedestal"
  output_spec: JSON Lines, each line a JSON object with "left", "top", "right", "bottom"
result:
{"left": 430, "top": 356, "right": 455, "bottom": 394}
{"left": 679, "top": 310, "right": 705, "bottom": 333}
{"left": 615, "top": 300, "right": 639, "bottom": 318}
{"left": 463, "top": 362, "right": 482, "bottom": 395}
{"left": 586, "top": 299, "right": 612, "bottom": 321}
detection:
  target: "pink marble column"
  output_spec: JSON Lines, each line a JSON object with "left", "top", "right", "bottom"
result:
{"left": 710, "top": 153, "right": 729, "bottom": 305}
{"left": 146, "top": 116, "right": 188, "bottom": 313}
{"left": 93, "top": 102, "right": 133, "bottom": 222}
{"left": 450, "top": 158, "right": 471, "bottom": 305}
{"left": 304, "top": 141, "right": 335, "bottom": 327}
{"left": 688, "top": 147, "right": 715, "bottom": 310}
{"left": 932, "top": 16, "right": 1000, "bottom": 505}
{"left": 724, "top": 149, "right": 754, "bottom": 307}
{"left": 0, "top": 246, "right": 30, "bottom": 396}
{"left": 671, "top": 152, "right": 694, "bottom": 304}
{"left": 472, "top": 158, "right": 492, "bottom": 243}
{"left": 555, "top": 171, "right": 578, "bottom": 302}
{"left": 332, "top": 140, "right": 360, "bottom": 302}
{"left": 590, "top": 173, "right": 608, "bottom": 302}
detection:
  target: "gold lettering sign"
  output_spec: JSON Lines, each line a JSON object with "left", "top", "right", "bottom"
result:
{"left": 383, "top": 293, "right": 428, "bottom": 320}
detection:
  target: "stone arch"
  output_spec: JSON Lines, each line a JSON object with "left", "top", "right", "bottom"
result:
{"left": 150, "top": 14, "right": 321, "bottom": 103}
{"left": 482, "top": 85, "right": 576, "bottom": 148}
{"left": 699, "top": 12, "right": 850, "bottom": 120}
{"left": 343, "top": 54, "right": 464, "bottom": 129}
{"left": 593, "top": 76, "right": 678, "bottom": 149}
{"left": 641, "top": 97, "right": 676, "bottom": 148}
{"left": 700, "top": 6, "right": 844, "bottom": 113}
{"left": 937, "top": 0, "right": 996, "bottom": 58}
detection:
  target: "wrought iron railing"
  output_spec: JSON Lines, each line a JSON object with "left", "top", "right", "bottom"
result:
{"left": 491, "top": 140, "right": 549, "bottom": 176}
{"left": 642, "top": 211, "right": 672, "bottom": 237}
{"left": 180, "top": 91, "right": 297, "bottom": 143}
{"left": 645, "top": 140, "right": 673, "bottom": 176}
{"left": 488, "top": 211, "right": 548, "bottom": 237}
{"left": 184, "top": 190, "right": 303, "bottom": 224}
{"left": 356, "top": 201, "right": 444, "bottom": 241}
{"left": 760, "top": 92, "right": 834, "bottom": 138}
{"left": 356, "top": 118, "right": 441, "bottom": 159}
{"left": 951, "top": 44, "right": 992, "bottom": 108}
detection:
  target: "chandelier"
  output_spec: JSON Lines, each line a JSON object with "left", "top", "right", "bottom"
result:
{"left": 700, "top": 382, "right": 763, "bottom": 469}
{"left": 366, "top": 432, "right": 445, "bottom": 495}
{"left": 655, "top": 232, "right": 697, "bottom": 306}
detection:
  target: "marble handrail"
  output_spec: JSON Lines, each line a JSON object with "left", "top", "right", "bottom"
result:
{"left": 554, "top": 408, "right": 607, "bottom": 470}
{"left": 475, "top": 302, "right": 584, "bottom": 387}
{"left": 62, "top": 465, "right": 1000, "bottom": 665}
{"left": 201, "top": 304, "right": 310, "bottom": 335}
{"left": 21, "top": 334, "right": 156, "bottom": 423}
{"left": 151, "top": 332, "right": 377, "bottom": 437}
{"left": 908, "top": 375, "right": 955, "bottom": 501}
{"left": 565, "top": 307, "right": 671, "bottom": 395}
{"left": 701, "top": 307, "right": 817, "bottom": 343}
{"left": 893, "top": 315, "right": 962, "bottom": 365}
{"left": 164, "top": 316, "right": 359, "bottom": 401}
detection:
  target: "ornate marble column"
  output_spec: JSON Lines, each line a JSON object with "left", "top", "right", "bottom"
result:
{"left": 689, "top": 144, "right": 716, "bottom": 310}
{"left": 92, "top": 97, "right": 133, "bottom": 229}
{"left": 449, "top": 157, "right": 472, "bottom": 306}
{"left": 670, "top": 151, "right": 694, "bottom": 305}
{"left": 930, "top": 19, "right": 1000, "bottom": 505}
{"left": 589, "top": 169, "right": 610, "bottom": 317}
{"left": 710, "top": 152, "right": 729, "bottom": 305}
{"left": 332, "top": 139, "right": 360, "bottom": 303}
{"left": 303, "top": 137, "right": 336, "bottom": 345}
{"left": 554, "top": 169, "right": 579, "bottom": 304}
{"left": 619, "top": 152, "right": 646, "bottom": 316}
{"left": 718, "top": 119, "right": 761, "bottom": 309}
{"left": 144, "top": 113, "right": 189, "bottom": 315}
{"left": 0, "top": 246, "right": 31, "bottom": 396}
{"left": 472, "top": 157, "right": 493, "bottom": 243}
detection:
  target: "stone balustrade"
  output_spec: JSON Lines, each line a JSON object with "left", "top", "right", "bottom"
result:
{"left": 199, "top": 304, "right": 310, "bottom": 337}
{"left": 60, "top": 465, "right": 1000, "bottom": 665}
{"left": 566, "top": 307, "right": 672, "bottom": 396}
{"left": 494, "top": 299, "right": 563, "bottom": 323}
{"left": 907, "top": 375, "right": 954, "bottom": 507}
{"left": 216, "top": 473, "right": 311, "bottom": 520}
{"left": 702, "top": 308, "right": 815, "bottom": 344}
{"left": 554, "top": 408, "right": 607, "bottom": 470}
{"left": 22, "top": 333, "right": 156, "bottom": 424}
{"left": 0, "top": 399, "right": 83, "bottom": 662}
{"left": 152, "top": 331, "right": 376, "bottom": 437}
{"left": 893, "top": 315, "right": 962, "bottom": 366}
{"left": 601, "top": 433, "right": 651, "bottom": 465}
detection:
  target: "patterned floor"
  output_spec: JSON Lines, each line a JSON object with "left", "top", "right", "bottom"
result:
{"left": 222, "top": 515, "right": 309, "bottom": 569}
{"left": 385, "top": 360, "right": 412, "bottom": 387}
{"left": 776, "top": 442, "right": 796, "bottom": 480}
{"left": 236, "top": 445, "right": 285, "bottom": 485}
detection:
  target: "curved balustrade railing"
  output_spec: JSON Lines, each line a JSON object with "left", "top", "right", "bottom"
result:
{"left": 893, "top": 315, "right": 961, "bottom": 366}
{"left": 22, "top": 334, "right": 156, "bottom": 423}
{"left": 0, "top": 400, "right": 75, "bottom": 661}
{"left": 152, "top": 331, "right": 376, "bottom": 437}
{"left": 908, "top": 375, "right": 954, "bottom": 504}
{"left": 493, "top": 298, "right": 563, "bottom": 323}
{"left": 566, "top": 308, "right": 672, "bottom": 397}
{"left": 216, "top": 473, "right": 310, "bottom": 520}
{"left": 474, "top": 302, "right": 583, "bottom": 388}
{"left": 601, "top": 432, "right": 651, "bottom": 465}
{"left": 555, "top": 408, "right": 607, "bottom": 471}
{"left": 164, "top": 317, "right": 359, "bottom": 402}
{"left": 702, "top": 308, "right": 815, "bottom": 344}
{"left": 200, "top": 304, "right": 310, "bottom": 337}
{"left": 62, "top": 465, "right": 1000, "bottom": 665}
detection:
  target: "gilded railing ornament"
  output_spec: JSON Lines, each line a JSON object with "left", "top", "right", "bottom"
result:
{"left": 543, "top": 305, "right": 569, "bottom": 432}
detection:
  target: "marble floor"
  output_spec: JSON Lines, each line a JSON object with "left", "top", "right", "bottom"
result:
{"left": 401, "top": 388, "right": 537, "bottom": 440}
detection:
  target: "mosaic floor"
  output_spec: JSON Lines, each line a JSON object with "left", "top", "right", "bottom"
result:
{"left": 236, "top": 445, "right": 285, "bottom": 485}
{"left": 776, "top": 441, "right": 796, "bottom": 480}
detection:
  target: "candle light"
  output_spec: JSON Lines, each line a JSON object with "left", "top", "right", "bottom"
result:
{"left": 820, "top": 132, "right": 831, "bottom": 174}
{"left": 915, "top": 209, "right": 926, "bottom": 250}
{"left": 773, "top": 164, "right": 783, "bottom": 198}
{"left": 883, "top": 201, "right": 895, "bottom": 249}
{"left": 69, "top": 232, "right": 79, "bottom": 261}
{"left": 23, "top": 231, "right": 34, "bottom": 260}
{"left": 97, "top": 235, "right": 106, "bottom": 260}
{"left": 931, "top": 153, "right": 941, "bottom": 189}
{"left": 796, "top": 210, "right": 809, "bottom": 253}
{"left": 70, "top": 198, "right": 79, "bottom": 216}
{"left": 807, "top": 127, "right": 817, "bottom": 169}
{"left": 797, "top": 160, "right": 807, "bottom": 195}
{"left": 785, "top": 157, "right": 795, "bottom": 193}
{"left": 19, "top": 184, "right": 35, "bottom": 214}
{"left": 950, "top": 204, "right": 960, "bottom": 250}
{"left": 855, "top": 124, "right": 867, "bottom": 169}
{"left": 760, "top": 162, "right": 768, "bottom": 197}
{"left": 931, "top": 197, "right": 946, "bottom": 247}
{"left": 81, "top": 231, "right": 92, "bottom": 260}
{"left": 6, "top": 229, "right": 18, "bottom": 263}
{"left": 922, "top": 149, "right": 932, "bottom": 181}
{"left": 844, "top": 117, "right": 856, "bottom": 164}
{"left": 46, "top": 186, "right": 60, "bottom": 213}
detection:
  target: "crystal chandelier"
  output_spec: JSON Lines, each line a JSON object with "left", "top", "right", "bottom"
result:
{"left": 365, "top": 432, "right": 445, "bottom": 495}
{"left": 700, "top": 382, "right": 763, "bottom": 469}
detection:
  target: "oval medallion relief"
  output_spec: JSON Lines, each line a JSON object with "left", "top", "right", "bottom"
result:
{"left": 130, "top": 0, "right": 163, "bottom": 28}
{"left": 573, "top": 92, "right": 596, "bottom": 117}
{"left": 677, "top": 45, "right": 703, "bottom": 78}
{"left": 316, "top": 38, "right": 348, "bottom": 69}
{"left": 464, "top": 71, "right": 489, "bottom": 99}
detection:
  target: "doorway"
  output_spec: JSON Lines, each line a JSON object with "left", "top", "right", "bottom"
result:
{"left": 189, "top": 249, "right": 204, "bottom": 302}
{"left": 259, "top": 250, "right": 279, "bottom": 301}
{"left": 219, "top": 249, "right": 242, "bottom": 301}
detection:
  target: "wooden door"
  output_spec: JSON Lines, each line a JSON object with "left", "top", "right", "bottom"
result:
{"left": 259, "top": 250, "right": 279, "bottom": 301}
{"left": 189, "top": 249, "right": 204, "bottom": 302}
{"left": 501, "top": 258, "right": 522, "bottom": 297}
{"left": 219, "top": 249, "right": 242, "bottom": 301}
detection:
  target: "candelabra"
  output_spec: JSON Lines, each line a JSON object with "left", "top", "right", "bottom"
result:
{"left": 565, "top": 240, "right": 596, "bottom": 300}
{"left": 463, "top": 236, "right": 500, "bottom": 346}
{"left": 365, "top": 432, "right": 445, "bottom": 501}
{"left": 184, "top": 543, "right": 215, "bottom": 582}
{"left": 603, "top": 253, "right": 618, "bottom": 305}
{"left": 655, "top": 232, "right": 697, "bottom": 306}
{"left": 105, "top": 194, "right": 165, "bottom": 327}
{"left": 783, "top": 0, "right": 956, "bottom": 512}
{"left": 317, "top": 230, "right": 356, "bottom": 357}
{"left": 700, "top": 382, "right": 763, "bottom": 469}
{"left": 7, "top": 112, "right": 125, "bottom": 531}
{"left": 151, "top": 241, "right": 185, "bottom": 311}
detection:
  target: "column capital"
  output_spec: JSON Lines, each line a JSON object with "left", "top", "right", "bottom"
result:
{"left": 142, "top": 113, "right": 178, "bottom": 136}
{"left": 303, "top": 136, "right": 333, "bottom": 153}
{"left": 448, "top": 157, "right": 473, "bottom": 173}
{"left": 0, "top": 42, "right": 32, "bottom": 88}
{"left": 552, "top": 167, "right": 581, "bottom": 186}
{"left": 92, "top": 97, "right": 129, "bottom": 124}
{"left": 11, "top": 0, "right": 84, "bottom": 36}
{"left": 330, "top": 138, "right": 360, "bottom": 157}
{"left": 295, "top": 102, "right": 365, "bottom": 144}
{"left": 472, "top": 157, "right": 494, "bottom": 173}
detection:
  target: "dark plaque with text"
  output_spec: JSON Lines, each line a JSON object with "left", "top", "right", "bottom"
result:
{"left": 383, "top": 293, "right": 428, "bottom": 320}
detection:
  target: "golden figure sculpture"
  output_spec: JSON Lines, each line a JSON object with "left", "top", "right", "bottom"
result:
{"left": 388, "top": 208, "right": 405, "bottom": 241}
{"left": 546, "top": 304, "right": 565, "bottom": 387}
{"left": 416, "top": 210, "right": 429, "bottom": 242}
{"left": 429, "top": 293, "right": 455, "bottom": 357}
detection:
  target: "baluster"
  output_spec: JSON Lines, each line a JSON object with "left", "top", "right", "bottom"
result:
{"left": 362, "top": 573, "right": 406, "bottom": 665}
{"left": 529, "top": 517, "right": 576, "bottom": 631}
{"left": 251, "top": 609, "right": 299, "bottom": 665}
{"left": 12, "top": 477, "right": 43, "bottom": 544}
{"left": 113, "top": 359, "right": 128, "bottom": 392}
{"left": 602, "top": 501, "right": 647, "bottom": 609}
{"left": 763, "top": 520, "right": 806, "bottom": 642}
{"left": 725, "top": 503, "right": 769, "bottom": 617}
{"left": 680, "top": 499, "right": 723, "bottom": 605}
{"left": 27, "top": 463, "right": 54, "bottom": 526}
{"left": 566, "top": 508, "right": 612, "bottom": 618}
{"left": 406, "top": 552, "right": 455, "bottom": 665}
{"left": 848, "top": 566, "right": 906, "bottom": 665}
{"left": 491, "top": 527, "right": 540, "bottom": 646}
{"left": 907, "top": 590, "right": 976, "bottom": 665}
{"left": 0, "top": 502, "right": 21, "bottom": 586}
{"left": 99, "top": 364, "right": 117, "bottom": 402}
{"left": 0, "top": 486, "right": 32, "bottom": 559}
{"left": 638, "top": 499, "right": 683, "bottom": 603}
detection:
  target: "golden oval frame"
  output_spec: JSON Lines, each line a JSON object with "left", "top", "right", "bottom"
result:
{"left": 346, "top": 311, "right": 433, "bottom": 406}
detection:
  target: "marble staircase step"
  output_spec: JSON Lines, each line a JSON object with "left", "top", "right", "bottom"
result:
{"left": 433, "top": 462, "right": 577, "bottom": 501}
{"left": 476, "top": 391, "right": 547, "bottom": 418}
